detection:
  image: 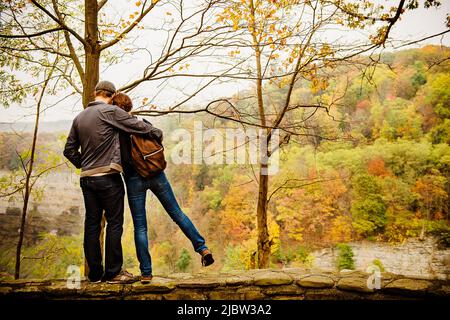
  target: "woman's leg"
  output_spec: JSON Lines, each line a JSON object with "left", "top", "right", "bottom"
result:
{"left": 148, "top": 171, "right": 208, "bottom": 253}
{"left": 124, "top": 175, "right": 152, "bottom": 276}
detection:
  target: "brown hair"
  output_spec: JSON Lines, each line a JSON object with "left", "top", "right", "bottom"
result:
{"left": 95, "top": 90, "right": 114, "bottom": 98}
{"left": 112, "top": 92, "right": 133, "bottom": 112}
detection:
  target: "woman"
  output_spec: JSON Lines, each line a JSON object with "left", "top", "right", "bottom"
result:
{"left": 112, "top": 93, "right": 214, "bottom": 284}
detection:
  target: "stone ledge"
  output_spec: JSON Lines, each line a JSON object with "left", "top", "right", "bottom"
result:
{"left": 1, "top": 269, "right": 448, "bottom": 300}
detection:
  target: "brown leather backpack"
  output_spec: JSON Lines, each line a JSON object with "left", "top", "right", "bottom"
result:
{"left": 130, "top": 135, "right": 166, "bottom": 178}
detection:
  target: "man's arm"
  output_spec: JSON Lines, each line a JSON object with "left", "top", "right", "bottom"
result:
{"left": 104, "top": 107, "right": 163, "bottom": 140}
{"left": 63, "top": 121, "right": 82, "bottom": 168}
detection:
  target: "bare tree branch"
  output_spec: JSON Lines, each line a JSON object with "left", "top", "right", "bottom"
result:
{"left": 0, "top": 27, "right": 64, "bottom": 38}
{"left": 30, "top": 0, "right": 86, "bottom": 46}
{"left": 100, "top": 0, "right": 158, "bottom": 50}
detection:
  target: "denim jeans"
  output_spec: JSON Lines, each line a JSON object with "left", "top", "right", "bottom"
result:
{"left": 80, "top": 174, "right": 124, "bottom": 281}
{"left": 124, "top": 171, "right": 207, "bottom": 276}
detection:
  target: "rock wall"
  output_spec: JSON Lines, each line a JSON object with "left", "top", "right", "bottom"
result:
{"left": 1, "top": 269, "right": 449, "bottom": 300}
{"left": 311, "top": 237, "right": 450, "bottom": 280}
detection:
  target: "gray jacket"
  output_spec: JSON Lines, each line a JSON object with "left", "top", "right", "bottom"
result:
{"left": 63, "top": 101, "right": 162, "bottom": 177}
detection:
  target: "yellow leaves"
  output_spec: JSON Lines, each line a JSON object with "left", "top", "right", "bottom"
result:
{"left": 135, "top": 1, "right": 141, "bottom": 6}
{"left": 141, "top": 99, "right": 158, "bottom": 110}
{"left": 310, "top": 77, "right": 329, "bottom": 94}
{"left": 327, "top": 215, "right": 353, "bottom": 243}
{"left": 276, "top": 77, "right": 291, "bottom": 89}
{"left": 270, "top": 53, "right": 279, "bottom": 60}
{"left": 232, "top": 20, "right": 239, "bottom": 30}
{"left": 269, "top": 23, "right": 276, "bottom": 34}
{"left": 370, "top": 25, "right": 389, "bottom": 45}
{"left": 177, "top": 63, "right": 190, "bottom": 71}
{"left": 265, "top": 8, "right": 276, "bottom": 20}
{"left": 128, "top": 11, "right": 140, "bottom": 20}
{"left": 319, "top": 43, "right": 333, "bottom": 57}
{"left": 268, "top": 218, "right": 281, "bottom": 255}
{"left": 216, "top": 15, "right": 225, "bottom": 23}
{"left": 103, "top": 28, "right": 115, "bottom": 35}
{"left": 166, "top": 12, "right": 172, "bottom": 16}
{"left": 228, "top": 49, "right": 241, "bottom": 57}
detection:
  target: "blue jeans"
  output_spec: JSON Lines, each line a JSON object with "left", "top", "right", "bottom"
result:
{"left": 124, "top": 171, "right": 207, "bottom": 276}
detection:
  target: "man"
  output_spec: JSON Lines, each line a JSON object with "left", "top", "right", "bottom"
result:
{"left": 63, "top": 80, "right": 162, "bottom": 284}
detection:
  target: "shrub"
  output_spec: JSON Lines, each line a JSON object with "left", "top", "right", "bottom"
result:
{"left": 372, "top": 259, "right": 385, "bottom": 272}
{"left": 336, "top": 243, "right": 355, "bottom": 271}
{"left": 175, "top": 248, "right": 192, "bottom": 272}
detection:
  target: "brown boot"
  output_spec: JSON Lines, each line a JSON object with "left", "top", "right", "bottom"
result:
{"left": 140, "top": 275, "right": 153, "bottom": 284}
{"left": 107, "top": 270, "right": 137, "bottom": 284}
{"left": 200, "top": 249, "right": 214, "bottom": 267}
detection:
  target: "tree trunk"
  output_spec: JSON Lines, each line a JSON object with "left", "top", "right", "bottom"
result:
{"left": 83, "top": 0, "right": 104, "bottom": 278}
{"left": 14, "top": 59, "right": 56, "bottom": 278}
{"left": 249, "top": 0, "right": 271, "bottom": 268}
{"left": 257, "top": 164, "right": 270, "bottom": 268}
{"left": 83, "top": 0, "right": 100, "bottom": 108}
{"left": 15, "top": 182, "right": 32, "bottom": 279}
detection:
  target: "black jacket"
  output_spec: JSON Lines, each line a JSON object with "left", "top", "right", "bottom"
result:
{"left": 64, "top": 101, "right": 162, "bottom": 177}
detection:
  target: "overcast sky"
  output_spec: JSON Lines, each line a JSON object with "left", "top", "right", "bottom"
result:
{"left": 1, "top": 0, "right": 449, "bottom": 123}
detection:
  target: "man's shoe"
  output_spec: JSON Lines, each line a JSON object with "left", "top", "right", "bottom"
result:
{"left": 89, "top": 279, "right": 101, "bottom": 284}
{"left": 140, "top": 275, "right": 153, "bottom": 284}
{"left": 107, "top": 270, "right": 137, "bottom": 284}
{"left": 200, "top": 249, "right": 214, "bottom": 267}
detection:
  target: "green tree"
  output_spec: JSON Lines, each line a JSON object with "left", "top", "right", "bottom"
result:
{"left": 212, "top": 0, "right": 434, "bottom": 269}
{"left": 380, "top": 98, "right": 423, "bottom": 141}
{"left": 426, "top": 73, "right": 450, "bottom": 119}
{"left": 175, "top": 248, "right": 192, "bottom": 272}
{"left": 351, "top": 174, "right": 387, "bottom": 237}
{"left": 336, "top": 243, "right": 355, "bottom": 271}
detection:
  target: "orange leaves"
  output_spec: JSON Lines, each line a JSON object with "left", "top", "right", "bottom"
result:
{"left": 412, "top": 173, "right": 448, "bottom": 220}
{"left": 367, "top": 157, "right": 390, "bottom": 177}
{"left": 274, "top": 170, "right": 348, "bottom": 245}
{"left": 135, "top": 1, "right": 141, "bottom": 6}
{"left": 141, "top": 98, "right": 158, "bottom": 110}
